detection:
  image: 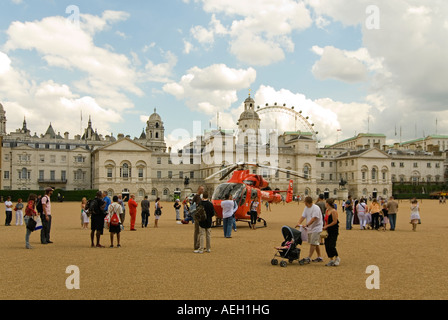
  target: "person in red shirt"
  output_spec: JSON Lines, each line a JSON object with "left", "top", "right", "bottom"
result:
{"left": 128, "top": 194, "right": 138, "bottom": 231}
{"left": 24, "top": 194, "right": 38, "bottom": 249}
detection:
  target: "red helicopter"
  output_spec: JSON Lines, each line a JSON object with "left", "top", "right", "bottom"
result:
{"left": 206, "top": 163, "right": 308, "bottom": 228}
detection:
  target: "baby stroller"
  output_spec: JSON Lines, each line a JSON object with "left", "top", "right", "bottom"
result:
{"left": 271, "top": 226, "right": 302, "bottom": 267}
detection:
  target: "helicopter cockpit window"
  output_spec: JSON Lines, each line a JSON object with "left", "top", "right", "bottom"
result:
{"left": 243, "top": 180, "right": 255, "bottom": 186}
{"left": 251, "top": 189, "right": 258, "bottom": 200}
{"left": 212, "top": 183, "right": 245, "bottom": 203}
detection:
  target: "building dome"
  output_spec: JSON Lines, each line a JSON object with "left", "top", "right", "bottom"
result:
{"left": 239, "top": 109, "right": 260, "bottom": 121}
{"left": 148, "top": 108, "right": 162, "bottom": 122}
{"left": 244, "top": 96, "right": 255, "bottom": 104}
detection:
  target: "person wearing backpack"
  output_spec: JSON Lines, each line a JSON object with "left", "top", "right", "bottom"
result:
{"left": 40, "top": 187, "right": 53, "bottom": 244}
{"left": 108, "top": 196, "right": 123, "bottom": 248}
{"left": 90, "top": 191, "right": 107, "bottom": 248}
{"left": 196, "top": 191, "right": 216, "bottom": 254}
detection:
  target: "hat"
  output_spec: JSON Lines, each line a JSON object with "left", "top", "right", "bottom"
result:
{"left": 45, "top": 187, "right": 54, "bottom": 192}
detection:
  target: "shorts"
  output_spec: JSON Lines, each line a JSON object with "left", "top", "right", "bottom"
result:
{"left": 308, "top": 232, "right": 321, "bottom": 246}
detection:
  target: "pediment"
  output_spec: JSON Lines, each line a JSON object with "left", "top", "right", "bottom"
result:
{"left": 98, "top": 138, "right": 150, "bottom": 152}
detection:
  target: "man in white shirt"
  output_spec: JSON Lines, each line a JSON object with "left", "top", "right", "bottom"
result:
{"left": 296, "top": 196, "right": 324, "bottom": 264}
{"left": 221, "top": 194, "right": 237, "bottom": 238}
{"left": 5, "top": 196, "right": 13, "bottom": 226}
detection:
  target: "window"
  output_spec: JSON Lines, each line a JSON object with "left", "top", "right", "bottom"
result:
{"left": 372, "top": 168, "right": 377, "bottom": 180}
{"left": 157, "top": 158, "right": 162, "bottom": 165}
{"left": 121, "top": 163, "right": 130, "bottom": 178}
{"left": 179, "top": 171, "right": 184, "bottom": 179}
{"left": 61, "top": 171, "right": 66, "bottom": 181}
{"left": 329, "top": 174, "right": 333, "bottom": 181}
{"left": 50, "top": 171, "right": 55, "bottom": 181}
{"left": 321, "top": 162, "right": 324, "bottom": 168}
{"left": 61, "top": 156, "right": 66, "bottom": 163}
{"left": 427, "top": 163, "right": 432, "bottom": 168}
{"left": 74, "top": 170, "right": 85, "bottom": 181}
{"left": 400, "top": 163, "right": 404, "bottom": 168}
{"left": 303, "top": 165, "right": 310, "bottom": 179}
{"left": 107, "top": 168, "right": 113, "bottom": 178}
{"left": 168, "top": 171, "right": 173, "bottom": 179}
{"left": 75, "top": 155, "right": 85, "bottom": 163}
{"left": 163, "top": 189, "right": 169, "bottom": 196}
{"left": 39, "top": 170, "right": 44, "bottom": 180}
{"left": 413, "top": 163, "right": 418, "bottom": 168}
{"left": 4, "top": 171, "right": 9, "bottom": 179}
{"left": 190, "top": 171, "right": 195, "bottom": 179}
{"left": 19, "top": 168, "right": 30, "bottom": 180}
{"left": 391, "top": 162, "right": 395, "bottom": 167}
{"left": 138, "top": 168, "right": 144, "bottom": 179}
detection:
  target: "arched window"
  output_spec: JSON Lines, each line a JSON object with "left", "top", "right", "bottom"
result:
{"left": 371, "top": 167, "right": 377, "bottom": 180}
{"left": 120, "top": 163, "right": 131, "bottom": 178}
{"left": 303, "top": 164, "right": 311, "bottom": 179}
{"left": 19, "top": 168, "right": 30, "bottom": 180}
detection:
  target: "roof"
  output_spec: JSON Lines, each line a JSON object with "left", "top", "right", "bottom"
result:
{"left": 45, "top": 124, "right": 56, "bottom": 138}
{"left": 239, "top": 109, "right": 260, "bottom": 121}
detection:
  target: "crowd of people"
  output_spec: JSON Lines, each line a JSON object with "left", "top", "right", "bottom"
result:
{"left": 4, "top": 186, "right": 424, "bottom": 255}
{"left": 294, "top": 194, "right": 424, "bottom": 267}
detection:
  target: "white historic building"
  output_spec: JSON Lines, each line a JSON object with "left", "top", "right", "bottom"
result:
{"left": 1, "top": 98, "right": 446, "bottom": 201}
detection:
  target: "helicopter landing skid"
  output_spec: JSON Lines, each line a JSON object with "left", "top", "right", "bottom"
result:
{"left": 211, "top": 218, "right": 267, "bottom": 229}
{"left": 247, "top": 218, "right": 267, "bottom": 229}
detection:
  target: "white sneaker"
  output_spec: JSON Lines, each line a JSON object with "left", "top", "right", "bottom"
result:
{"left": 194, "top": 250, "right": 200, "bottom": 253}
{"left": 334, "top": 257, "right": 341, "bottom": 266}
{"left": 206, "top": 249, "right": 211, "bottom": 253}
{"left": 198, "top": 250, "right": 204, "bottom": 254}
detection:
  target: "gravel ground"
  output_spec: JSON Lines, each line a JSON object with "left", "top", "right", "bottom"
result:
{"left": 1, "top": 199, "right": 447, "bottom": 300}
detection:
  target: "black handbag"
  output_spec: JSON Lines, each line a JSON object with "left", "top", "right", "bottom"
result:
{"left": 26, "top": 217, "right": 37, "bottom": 232}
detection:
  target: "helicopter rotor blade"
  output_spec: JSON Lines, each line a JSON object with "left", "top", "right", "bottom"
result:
{"left": 218, "top": 164, "right": 240, "bottom": 181}
{"left": 256, "top": 164, "right": 309, "bottom": 180}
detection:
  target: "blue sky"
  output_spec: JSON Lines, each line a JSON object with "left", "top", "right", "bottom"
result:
{"left": 1, "top": 0, "right": 447, "bottom": 149}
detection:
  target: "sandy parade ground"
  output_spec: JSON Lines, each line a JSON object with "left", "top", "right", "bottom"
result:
{"left": 0, "top": 199, "right": 447, "bottom": 301}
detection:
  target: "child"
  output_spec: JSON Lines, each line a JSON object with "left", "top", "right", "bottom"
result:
{"left": 381, "top": 204, "right": 389, "bottom": 231}
{"left": 24, "top": 194, "right": 38, "bottom": 249}
{"left": 15, "top": 198, "right": 24, "bottom": 226}
{"left": 81, "top": 197, "right": 89, "bottom": 229}
{"left": 410, "top": 199, "right": 420, "bottom": 232}
{"left": 275, "top": 240, "right": 294, "bottom": 251}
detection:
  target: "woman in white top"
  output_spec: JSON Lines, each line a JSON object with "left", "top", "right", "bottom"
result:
{"left": 356, "top": 199, "right": 367, "bottom": 230}
{"left": 154, "top": 198, "right": 163, "bottom": 228}
{"left": 410, "top": 199, "right": 421, "bottom": 232}
{"left": 221, "top": 194, "right": 237, "bottom": 238}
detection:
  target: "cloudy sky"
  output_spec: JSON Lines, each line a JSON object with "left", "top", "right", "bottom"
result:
{"left": 0, "top": 0, "right": 447, "bottom": 149}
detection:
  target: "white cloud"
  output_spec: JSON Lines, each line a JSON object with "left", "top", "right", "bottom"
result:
{"left": 144, "top": 50, "right": 178, "bottom": 83}
{"left": 0, "top": 52, "right": 12, "bottom": 75}
{"left": 4, "top": 11, "right": 142, "bottom": 99}
{"left": 187, "top": 0, "right": 313, "bottom": 65}
{"left": 0, "top": 11, "right": 140, "bottom": 137}
{"left": 307, "top": 0, "right": 448, "bottom": 141}
{"left": 163, "top": 64, "right": 256, "bottom": 115}
{"left": 311, "top": 46, "right": 370, "bottom": 83}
